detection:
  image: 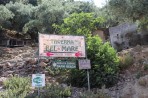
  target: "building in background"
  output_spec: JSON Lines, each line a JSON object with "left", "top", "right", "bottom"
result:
{"left": 0, "top": 29, "right": 31, "bottom": 47}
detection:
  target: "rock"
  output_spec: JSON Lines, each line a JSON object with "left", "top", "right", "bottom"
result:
{"left": 44, "top": 71, "right": 49, "bottom": 75}
{"left": 0, "top": 77, "right": 7, "bottom": 85}
{"left": 8, "top": 74, "right": 13, "bottom": 77}
{"left": 39, "top": 62, "right": 47, "bottom": 67}
{"left": 138, "top": 76, "right": 148, "bottom": 87}
{"left": 60, "top": 83, "right": 68, "bottom": 88}
{"left": 5, "top": 62, "right": 12, "bottom": 67}
{"left": 133, "top": 45, "right": 142, "bottom": 52}
{"left": 17, "top": 64, "right": 24, "bottom": 69}
{"left": 119, "top": 83, "right": 136, "bottom": 98}
{"left": 7, "top": 71, "right": 14, "bottom": 74}
{"left": 28, "top": 58, "right": 37, "bottom": 65}
{"left": 0, "top": 64, "right": 3, "bottom": 69}
{"left": 40, "top": 58, "right": 49, "bottom": 63}
{"left": 0, "top": 86, "right": 5, "bottom": 92}
{"left": 134, "top": 76, "right": 148, "bottom": 98}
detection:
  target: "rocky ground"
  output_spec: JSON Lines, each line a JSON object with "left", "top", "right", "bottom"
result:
{"left": 0, "top": 45, "right": 148, "bottom": 98}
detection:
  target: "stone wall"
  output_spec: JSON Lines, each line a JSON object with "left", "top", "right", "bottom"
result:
{"left": 109, "top": 23, "right": 138, "bottom": 51}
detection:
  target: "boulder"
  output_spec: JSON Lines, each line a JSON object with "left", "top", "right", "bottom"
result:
{"left": 28, "top": 58, "right": 37, "bottom": 65}
{"left": 0, "top": 77, "right": 7, "bottom": 85}
{"left": 39, "top": 62, "right": 47, "bottom": 67}
{"left": 5, "top": 62, "right": 12, "bottom": 67}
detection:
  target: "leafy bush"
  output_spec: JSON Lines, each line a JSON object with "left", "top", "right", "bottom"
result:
{"left": 27, "top": 83, "right": 72, "bottom": 98}
{"left": 119, "top": 53, "right": 134, "bottom": 70}
{"left": 0, "top": 76, "right": 31, "bottom": 98}
{"left": 45, "top": 66, "right": 70, "bottom": 83}
{"left": 68, "top": 36, "right": 119, "bottom": 88}
{"left": 136, "top": 71, "right": 144, "bottom": 79}
{"left": 79, "top": 90, "right": 110, "bottom": 98}
{"left": 138, "top": 77, "right": 147, "bottom": 87}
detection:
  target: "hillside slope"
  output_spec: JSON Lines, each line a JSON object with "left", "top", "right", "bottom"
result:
{"left": 0, "top": 45, "right": 148, "bottom": 98}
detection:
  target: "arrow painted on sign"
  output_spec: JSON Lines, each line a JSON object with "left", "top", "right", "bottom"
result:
{"left": 33, "top": 77, "right": 42, "bottom": 84}
{"left": 46, "top": 52, "right": 54, "bottom": 57}
{"left": 75, "top": 51, "right": 82, "bottom": 57}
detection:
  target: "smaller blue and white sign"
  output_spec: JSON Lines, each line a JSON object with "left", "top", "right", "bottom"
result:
{"left": 32, "top": 74, "right": 45, "bottom": 87}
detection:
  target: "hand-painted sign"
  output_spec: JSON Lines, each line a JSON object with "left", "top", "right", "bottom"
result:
{"left": 53, "top": 59, "right": 76, "bottom": 68}
{"left": 32, "top": 74, "right": 45, "bottom": 87}
{"left": 39, "top": 34, "right": 86, "bottom": 57}
{"left": 78, "top": 59, "right": 91, "bottom": 69}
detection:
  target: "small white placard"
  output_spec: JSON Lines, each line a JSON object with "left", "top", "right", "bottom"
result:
{"left": 79, "top": 59, "right": 91, "bottom": 69}
{"left": 32, "top": 74, "right": 45, "bottom": 87}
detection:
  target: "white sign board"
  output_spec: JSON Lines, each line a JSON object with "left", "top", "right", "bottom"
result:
{"left": 79, "top": 59, "right": 91, "bottom": 69}
{"left": 39, "top": 34, "right": 86, "bottom": 57}
{"left": 32, "top": 74, "right": 45, "bottom": 87}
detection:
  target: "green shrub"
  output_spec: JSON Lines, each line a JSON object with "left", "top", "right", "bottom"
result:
{"left": 0, "top": 76, "right": 31, "bottom": 98}
{"left": 43, "top": 83, "right": 72, "bottom": 97}
{"left": 46, "top": 67, "right": 61, "bottom": 76}
{"left": 136, "top": 71, "right": 144, "bottom": 79}
{"left": 119, "top": 53, "right": 134, "bottom": 70}
{"left": 79, "top": 90, "right": 110, "bottom": 98}
{"left": 144, "top": 64, "right": 148, "bottom": 71}
{"left": 138, "top": 77, "right": 147, "bottom": 87}
{"left": 68, "top": 36, "right": 119, "bottom": 88}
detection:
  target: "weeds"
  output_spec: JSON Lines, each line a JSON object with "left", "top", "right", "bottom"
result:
{"left": 119, "top": 53, "right": 134, "bottom": 70}
{"left": 0, "top": 76, "right": 31, "bottom": 98}
{"left": 79, "top": 90, "right": 110, "bottom": 98}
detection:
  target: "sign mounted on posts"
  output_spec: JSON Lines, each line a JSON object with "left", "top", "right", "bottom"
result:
{"left": 32, "top": 74, "right": 45, "bottom": 87}
{"left": 78, "top": 59, "right": 91, "bottom": 69}
{"left": 53, "top": 59, "right": 76, "bottom": 68}
{"left": 39, "top": 34, "right": 86, "bottom": 57}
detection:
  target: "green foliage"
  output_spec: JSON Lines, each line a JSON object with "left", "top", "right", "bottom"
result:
{"left": 144, "top": 64, "right": 148, "bottom": 71}
{"left": 27, "top": 83, "right": 72, "bottom": 98}
{"left": 68, "top": 36, "right": 119, "bottom": 88}
{"left": 56, "top": 12, "right": 105, "bottom": 36}
{"left": 0, "top": 5, "right": 14, "bottom": 28}
{"left": 79, "top": 90, "right": 110, "bottom": 98}
{"left": 64, "top": 1, "right": 96, "bottom": 14}
{"left": 138, "top": 77, "right": 147, "bottom": 87}
{"left": 23, "top": 0, "right": 65, "bottom": 34}
{"left": 119, "top": 54, "right": 134, "bottom": 70}
{"left": 0, "top": 0, "right": 99, "bottom": 36}
{"left": 108, "top": 0, "right": 148, "bottom": 30}
{"left": 46, "top": 67, "right": 61, "bottom": 76}
{"left": 0, "top": 0, "right": 10, "bottom": 5}
{"left": 5, "top": 2, "right": 34, "bottom": 31}
{"left": 0, "top": 5, "right": 14, "bottom": 20}
{"left": 56, "top": 13, "right": 119, "bottom": 88}
{"left": 136, "top": 71, "right": 145, "bottom": 79}
{"left": 0, "top": 76, "right": 31, "bottom": 98}
{"left": 0, "top": 76, "right": 72, "bottom": 98}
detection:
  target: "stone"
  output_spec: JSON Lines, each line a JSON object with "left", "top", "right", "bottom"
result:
{"left": 138, "top": 75, "right": 148, "bottom": 87}
{"left": 8, "top": 74, "right": 13, "bottom": 77}
{"left": 28, "top": 58, "right": 37, "bottom": 65}
{"left": 7, "top": 71, "right": 14, "bottom": 74}
{"left": 0, "top": 77, "right": 7, "bottom": 85}
{"left": 60, "top": 83, "right": 68, "bottom": 88}
{"left": 40, "top": 58, "right": 49, "bottom": 63}
{"left": 5, "top": 62, "right": 12, "bottom": 67}
{"left": 39, "top": 62, "right": 47, "bottom": 67}
{"left": 0, "top": 64, "right": 3, "bottom": 69}
{"left": 119, "top": 83, "right": 135, "bottom": 98}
